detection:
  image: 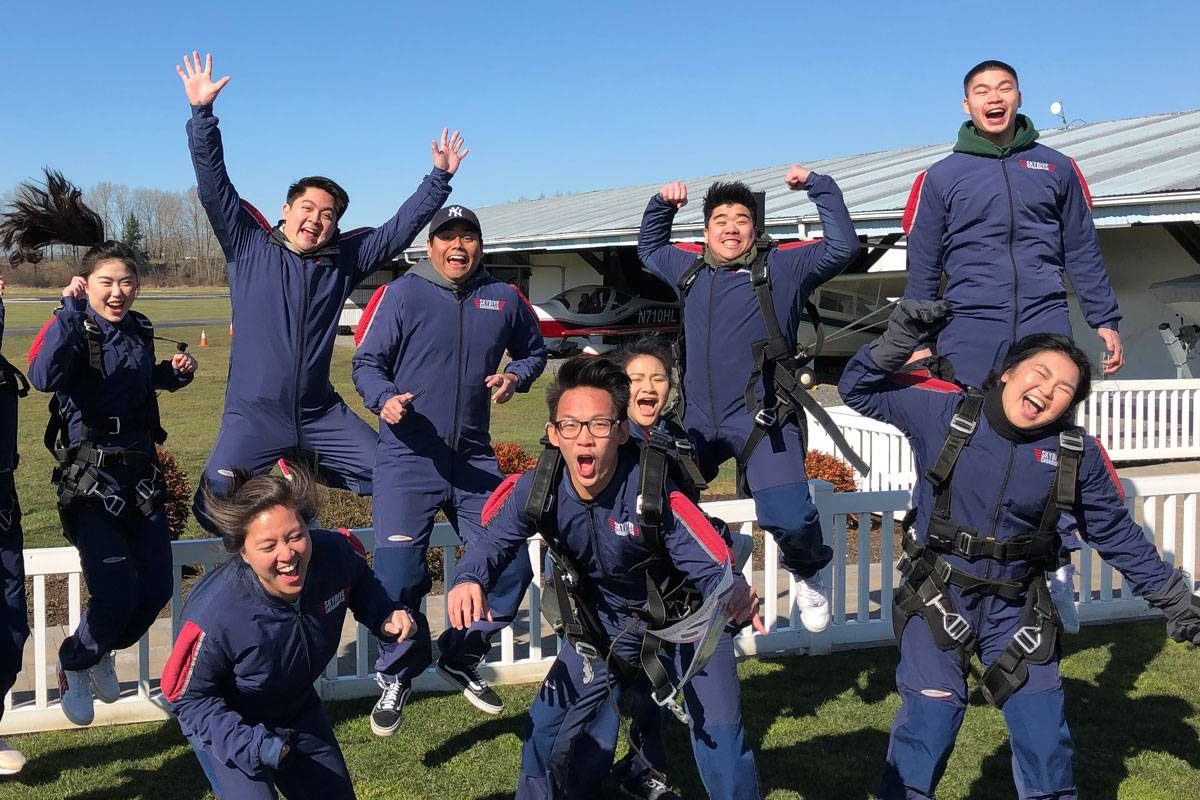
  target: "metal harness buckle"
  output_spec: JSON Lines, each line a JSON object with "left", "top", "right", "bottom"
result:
{"left": 574, "top": 641, "right": 601, "bottom": 661}
{"left": 754, "top": 406, "right": 778, "bottom": 427}
{"left": 1013, "top": 625, "right": 1043, "bottom": 655}
{"left": 87, "top": 484, "right": 126, "bottom": 517}
{"left": 924, "top": 592, "right": 972, "bottom": 644}
{"left": 949, "top": 413, "right": 977, "bottom": 436}
{"left": 953, "top": 529, "right": 978, "bottom": 558}
{"left": 1060, "top": 430, "right": 1085, "bottom": 453}
{"left": 107, "top": 416, "right": 122, "bottom": 435}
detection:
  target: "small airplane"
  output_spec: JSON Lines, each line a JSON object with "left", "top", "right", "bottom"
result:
{"left": 533, "top": 285, "right": 680, "bottom": 356}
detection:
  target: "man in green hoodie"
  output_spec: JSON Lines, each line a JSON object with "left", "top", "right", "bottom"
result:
{"left": 900, "top": 59, "right": 1125, "bottom": 636}
{"left": 901, "top": 58, "right": 1123, "bottom": 389}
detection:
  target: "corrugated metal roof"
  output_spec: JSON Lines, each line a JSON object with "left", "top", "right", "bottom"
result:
{"left": 433, "top": 109, "right": 1200, "bottom": 252}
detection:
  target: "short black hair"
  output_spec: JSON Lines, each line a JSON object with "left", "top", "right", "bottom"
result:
{"left": 286, "top": 176, "right": 350, "bottom": 221}
{"left": 615, "top": 336, "right": 676, "bottom": 389}
{"left": 702, "top": 181, "right": 758, "bottom": 229}
{"left": 546, "top": 356, "right": 630, "bottom": 423}
{"left": 963, "top": 59, "right": 1019, "bottom": 93}
{"left": 982, "top": 333, "right": 1093, "bottom": 414}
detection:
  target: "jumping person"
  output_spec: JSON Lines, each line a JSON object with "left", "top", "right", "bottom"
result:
{"left": 610, "top": 338, "right": 760, "bottom": 800}
{"left": 5, "top": 171, "right": 198, "bottom": 726}
{"left": 163, "top": 468, "right": 415, "bottom": 799}
{"left": 902, "top": 59, "right": 1123, "bottom": 387}
{"left": 838, "top": 301, "right": 1199, "bottom": 800}
{"left": 446, "top": 356, "right": 763, "bottom": 800}
{"left": 351, "top": 204, "right": 546, "bottom": 736}
{"left": 0, "top": 273, "right": 29, "bottom": 773}
{"left": 637, "top": 167, "right": 860, "bottom": 632}
{"left": 176, "top": 51, "right": 467, "bottom": 529}
{"left": 901, "top": 59, "right": 1125, "bottom": 630}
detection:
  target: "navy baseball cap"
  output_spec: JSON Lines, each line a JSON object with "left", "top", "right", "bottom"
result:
{"left": 429, "top": 205, "right": 482, "bottom": 237}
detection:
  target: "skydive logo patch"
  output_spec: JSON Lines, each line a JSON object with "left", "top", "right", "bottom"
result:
{"left": 1020, "top": 160, "right": 1055, "bottom": 172}
{"left": 609, "top": 519, "right": 640, "bottom": 538}
{"left": 322, "top": 590, "right": 346, "bottom": 615}
{"left": 1033, "top": 448, "right": 1058, "bottom": 466}
{"left": 475, "top": 298, "right": 505, "bottom": 311}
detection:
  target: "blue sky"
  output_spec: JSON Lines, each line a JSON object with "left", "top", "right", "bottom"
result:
{"left": 1, "top": 0, "right": 1197, "bottom": 228}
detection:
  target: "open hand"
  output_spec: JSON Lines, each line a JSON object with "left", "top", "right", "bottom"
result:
{"left": 176, "top": 51, "right": 231, "bottom": 107}
{"left": 432, "top": 129, "right": 469, "bottom": 175}
{"left": 447, "top": 581, "right": 492, "bottom": 629}
{"left": 659, "top": 182, "right": 688, "bottom": 210}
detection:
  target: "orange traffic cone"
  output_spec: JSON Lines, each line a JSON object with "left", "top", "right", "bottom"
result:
{"left": 200, "top": 330, "right": 209, "bottom": 347}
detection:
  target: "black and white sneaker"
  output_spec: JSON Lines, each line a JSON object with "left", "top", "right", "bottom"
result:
{"left": 370, "top": 675, "right": 410, "bottom": 738}
{"left": 618, "top": 771, "right": 681, "bottom": 800}
{"left": 436, "top": 655, "right": 504, "bottom": 715}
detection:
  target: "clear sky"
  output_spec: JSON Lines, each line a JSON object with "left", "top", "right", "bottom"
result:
{"left": 1, "top": 0, "right": 1197, "bottom": 228}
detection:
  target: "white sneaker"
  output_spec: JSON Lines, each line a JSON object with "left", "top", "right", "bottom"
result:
{"left": 797, "top": 573, "right": 831, "bottom": 633}
{"left": 90, "top": 651, "right": 121, "bottom": 703}
{"left": 57, "top": 661, "right": 95, "bottom": 726}
{"left": 0, "top": 738, "right": 25, "bottom": 776}
{"left": 1049, "top": 563, "right": 1080, "bottom": 634}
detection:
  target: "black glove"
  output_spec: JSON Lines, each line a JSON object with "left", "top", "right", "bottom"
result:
{"left": 868, "top": 299, "right": 954, "bottom": 372}
{"left": 1144, "top": 568, "right": 1200, "bottom": 645}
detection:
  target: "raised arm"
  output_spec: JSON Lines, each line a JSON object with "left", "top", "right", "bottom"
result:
{"left": 901, "top": 170, "right": 948, "bottom": 303}
{"left": 1060, "top": 159, "right": 1123, "bottom": 374}
{"left": 344, "top": 129, "right": 465, "bottom": 282}
{"left": 177, "top": 51, "right": 260, "bottom": 260}
{"left": 637, "top": 184, "right": 700, "bottom": 288}
{"left": 781, "top": 167, "right": 861, "bottom": 296}
{"left": 26, "top": 289, "right": 88, "bottom": 393}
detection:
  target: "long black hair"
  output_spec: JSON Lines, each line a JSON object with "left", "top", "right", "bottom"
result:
{"left": 0, "top": 168, "right": 142, "bottom": 276}
{"left": 201, "top": 467, "right": 319, "bottom": 554}
{"left": 982, "top": 333, "right": 1093, "bottom": 413}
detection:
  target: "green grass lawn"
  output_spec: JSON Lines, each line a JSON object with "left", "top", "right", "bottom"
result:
{"left": 3, "top": 620, "right": 1197, "bottom": 799}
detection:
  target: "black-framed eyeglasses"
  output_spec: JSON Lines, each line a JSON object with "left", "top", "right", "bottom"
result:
{"left": 550, "top": 418, "right": 619, "bottom": 439}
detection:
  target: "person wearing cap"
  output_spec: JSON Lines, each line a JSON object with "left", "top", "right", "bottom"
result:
{"left": 352, "top": 203, "right": 547, "bottom": 737}
{"left": 177, "top": 51, "right": 466, "bottom": 529}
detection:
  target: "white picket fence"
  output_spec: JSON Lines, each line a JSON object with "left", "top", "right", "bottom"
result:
{"left": 808, "top": 378, "right": 1200, "bottom": 492}
{"left": 2, "top": 473, "right": 1195, "bottom": 736}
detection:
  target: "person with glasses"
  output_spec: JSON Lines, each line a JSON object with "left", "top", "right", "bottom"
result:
{"left": 446, "top": 356, "right": 762, "bottom": 800}
{"left": 352, "top": 204, "right": 547, "bottom": 737}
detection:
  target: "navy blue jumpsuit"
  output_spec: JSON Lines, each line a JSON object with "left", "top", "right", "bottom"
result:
{"left": 351, "top": 260, "right": 546, "bottom": 680}
{"left": 28, "top": 296, "right": 193, "bottom": 672}
{"left": 0, "top": 298, "right": 28, "bottom": 720}
{"left": 838, "top": 345, "right": 1174, "bottom": 800}
{"left": 185, "top": 103, "right": 453, "bottom": 529}
{"left": 164, "top": 529, "right": 404, "bottom": 799}
{"left": 902, "top": 118, "right": 1120, "bottom": 388}
{"left": 454, "top": 449, "right": 749, "bottom": 800}
{"left": 637, "top": 173, "right": 859, "bottom": 578}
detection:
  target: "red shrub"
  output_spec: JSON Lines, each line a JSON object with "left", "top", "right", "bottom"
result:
{"left": 494, "top": 441, "right": 537, "bottom": 475}
{"left": 805, "top": 450, "right": 858, "bottom": 493}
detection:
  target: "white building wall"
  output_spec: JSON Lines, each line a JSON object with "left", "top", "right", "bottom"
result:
{"left": 524, "top": 253, "right": 603, "bottom": 303}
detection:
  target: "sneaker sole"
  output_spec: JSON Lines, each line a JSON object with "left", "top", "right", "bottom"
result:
{"left": 0, "top": 765, "right": 24, "bottom": 776}
{"left": 800, "top": 614, "right": 830, "bottom": 634}
{"left": 436, "top": 664, "right": 504, "bottom": 715}
{"left": 369, "top": 717, "right": 401, "bottom": 738}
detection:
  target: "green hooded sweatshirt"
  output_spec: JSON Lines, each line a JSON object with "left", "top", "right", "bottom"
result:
{"left": 953, "top": 113, "right": 1039, "bottom": 158}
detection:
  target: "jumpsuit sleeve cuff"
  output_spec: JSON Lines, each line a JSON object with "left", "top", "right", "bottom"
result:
{"left": 259, "top": 734, "right": 286, "bottom": 769}
{"left": 190, "top": 104, "right": 214, "bottom": 118}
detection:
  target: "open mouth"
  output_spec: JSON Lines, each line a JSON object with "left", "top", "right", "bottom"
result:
{"left": 447, "top": 253, "right": 469, "bottom": 266}
{"left": 985, "top": 108, "right": 1007, "bottom": 123}
{"left": 277, "top": 561, "right": 303, "bottom": 586}
{"left": 576, "top": 454, "right": 596, "bottom": 479}
{"left": 636, "top": 396, "right": 659, "bottom": 415}
{"left": 1021, "top": 393, "right": 1046, "bottom": 419}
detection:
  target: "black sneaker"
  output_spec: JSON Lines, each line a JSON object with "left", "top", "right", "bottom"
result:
{"left": 436, "top": 655, "right": 504, "bottom": 715}
{"left": 370, "top": 676, "right": 410, "bottom": 737}
{"left": 618, "top": 772, "right": 680, "bottom": 800}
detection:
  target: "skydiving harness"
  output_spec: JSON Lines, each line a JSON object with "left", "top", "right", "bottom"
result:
{"left": 893, "top": 388, "right": 1085, "bottom": 707}
{"left": 42, "top": 311, "right": 179, "bottom": 536}
{"left": 525, "top": 437, "right": 733, "bottom": 724}
{"left": 0, "top": 354, "right": 30, "bottom": 477}
{"left": 676, "top": 242, "right": 870, "bottom": 495}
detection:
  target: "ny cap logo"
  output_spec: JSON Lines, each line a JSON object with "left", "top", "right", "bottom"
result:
{"left": 448, "top": 206, "right": 463, "bottom": 218}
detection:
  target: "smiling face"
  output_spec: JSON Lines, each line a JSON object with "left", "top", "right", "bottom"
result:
{"left": 999, "top": 350, "right": 1081, "bottom": 429}
{"left": 624, "top": 354, "right": 670, "bottom": 430}
{"left": 240, "top": 505, "right": 312, "bottom": 602}
{"left": 282, "top": 187, "right": 337, "bottom": 251}
{"left": 703, "top": 202, "right": 755, "bottom": 262}
{"left": 85, "top": 259, "right": 139, "bottom": 322}
{"left": 547, "top": 386, "right": 629, "bottom": 500}
{"left": 427, "top": 222, "right": 483, "bottom": 284}
{"left": 963, "top": 67, "right": 1021, "bottom": 146}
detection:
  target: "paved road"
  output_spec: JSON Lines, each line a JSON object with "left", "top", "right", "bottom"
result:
{"left": 6, "top": 317, "right": 228, "bottom": 335}
{"left": 2, "top": 292, "right": 230, "bottom": 303}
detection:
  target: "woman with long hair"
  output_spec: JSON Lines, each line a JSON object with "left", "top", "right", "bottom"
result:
{"left": 2, "top": 170, "right": 198, "bottom": 726}
{"left": 162, "top": 469, "right": 414, "bottom": 799}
